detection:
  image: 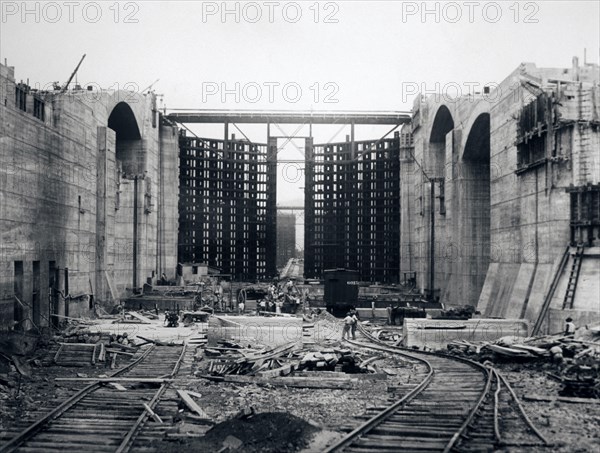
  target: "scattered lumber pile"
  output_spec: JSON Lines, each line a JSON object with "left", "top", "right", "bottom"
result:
{"left": 434, "top": 305, "right": 478, "bottom": 320}
{"left": 52, "top": 337, "right": 140, "bottom": 368}
{"left": 198, "top": 340, "right": 385, "bottom": 390}
{"left": 370, "top": 328, "right": 402, "bottom": 344}
{"left": 448, "top": 328, "right": 600, "bottom": 398}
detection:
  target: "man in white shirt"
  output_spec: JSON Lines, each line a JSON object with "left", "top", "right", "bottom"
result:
{"left": 342, "top": 312, "right": 353, "bottom": 340}
{"left": 564, "top": 317, "right": 576, "bottom": 336}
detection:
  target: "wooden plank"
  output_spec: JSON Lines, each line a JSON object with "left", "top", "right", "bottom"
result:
{"left": 126, "top": 311, "right": 154, "bottom": 324}
{"left": 55, "top": 377, "right": 173, "bottom": 383}
{"left": 239, "top": 342, "right": 297, "bottom": 363}
{"left": 487, "top": 344, "right": 534, "bottom": 357}
{"left": 523, "top": 394, "right": 600, "bottom": 405}
{"left": 97, "top": 343, "right": 106, "bottom": 362}
{"left": 53, "top": 343, "right": 64, "bottom": 363}
{"left": 59, "top": 343, "right": 97, "bottom": 347}
{"left": 187, "top": 390, "right": 204, "bottom": 399}
{"left": 105, "top": 348, "right": 135, "bottom": 356}
{"left": 108, "top": 343, "right": 138, "bottom": 352}
{"left": 143, "top": 403, "right": 163, "bottom": 423}
{"left": 176, "top": 390, "right": 211, "bottom": 419}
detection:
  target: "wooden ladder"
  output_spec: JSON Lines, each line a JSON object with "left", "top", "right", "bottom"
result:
{"left": 562, "top": 245, "right": 585, "bottom": 310}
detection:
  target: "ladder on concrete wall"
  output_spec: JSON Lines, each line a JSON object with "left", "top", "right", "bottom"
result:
{"left": 532, "top": 246, "right": 570, "bottom": 336}
{"left": 562, "top": 245, "right": 584, "bottom": 310}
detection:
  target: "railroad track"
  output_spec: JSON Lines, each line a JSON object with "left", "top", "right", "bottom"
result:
{"left": 280, "top": 258, "right": 303, "bottom": 280}
{"left": 0, "top": 344, "right": 186, "bottom": 453}
{"left": 325, "top": 325, "right": 549, "bottom": 452}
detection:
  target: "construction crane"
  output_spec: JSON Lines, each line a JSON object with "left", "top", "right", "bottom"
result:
{"left": 60, "top": 54, "right": 86, "bottom": 94}
{"left": 142, "top": 79, "right": 160, "bottom": 94}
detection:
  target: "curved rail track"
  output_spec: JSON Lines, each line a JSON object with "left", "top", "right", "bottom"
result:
{"left": 325, "top": 324, "right": 549, "bottom": 452}
{"left": 0, "top": 344, "right": 186, "bottom": 453}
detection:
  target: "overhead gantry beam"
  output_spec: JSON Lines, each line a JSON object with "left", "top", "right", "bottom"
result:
{"left": 166, "top": 109, "right": 411, "bottom": 125}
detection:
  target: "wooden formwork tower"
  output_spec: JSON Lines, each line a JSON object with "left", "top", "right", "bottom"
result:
{"left": 304, "top": 133, "right": 401, "bottom": 283}
{"left": 178, "top": 131, "right": 276, "bottom": 281}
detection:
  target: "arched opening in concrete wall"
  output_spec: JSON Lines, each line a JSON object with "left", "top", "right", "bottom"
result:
{"left": 461, "top": 113, "right": 491, "bottom": 306}
{"left": 429, "top": 105, "right": 454, "bottom": 177}
{"left": 105, "top": 101, "right": 144, "bottom": 293}
{"left": 108, "top": 102, "right": 142, "bottom": 175}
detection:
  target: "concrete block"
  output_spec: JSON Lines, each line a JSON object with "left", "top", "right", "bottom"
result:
{"left": 547, "top": 308, "right": 600, "bottom": 335}
{"left": 207, "top": 315, "right": 303, "bottom": 348}
{"left": 403, "top": 318, "right": 530, "bottom": 350}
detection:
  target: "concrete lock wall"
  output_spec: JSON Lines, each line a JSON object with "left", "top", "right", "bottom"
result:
{"left": 0, "top": 62, "right": 179, "bottom": 331}
{"left": 406, "top": 60, "right": 600, "bottom": 332}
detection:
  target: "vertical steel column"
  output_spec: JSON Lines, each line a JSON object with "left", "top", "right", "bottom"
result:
{"left": 430, "top": 179, "right": 435, "bottom": 300}
{"left": 133, "top": 176, "right": 138, "bottom": 289}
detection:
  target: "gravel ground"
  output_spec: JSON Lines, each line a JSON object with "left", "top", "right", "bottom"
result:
{"left": 175, "top": 339, "right": 419, "bottom": 452}
{"left": 496, "top": 362, "right": 600, "bottom": 453}
{"left": 2, "top": 323, "right": 599, "bottom": 453}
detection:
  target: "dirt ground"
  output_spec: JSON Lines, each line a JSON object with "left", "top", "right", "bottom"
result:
{"left": 496, "top": 362, "right": 600, "bottom": 453}
{"left": 2, "top": 322, "right": 599, "bottom": 452}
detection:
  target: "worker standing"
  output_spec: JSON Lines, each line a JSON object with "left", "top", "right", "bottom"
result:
{"left": 350, "top": 308, "right": 359, "bottom": 340}
{"left": 342, "top": 312, "right": 353, "bottom": 340}
{"left": 564, "top": 317, "right": 576, "bottom": 336}
{"left": 386, "top": 305, "right": 393, "bottom": 325}
{"left": 259, "top": 299, "right": 266, "bottom": 315}
{"left": 238, "top": 301, "right": 245, "bottom": 314}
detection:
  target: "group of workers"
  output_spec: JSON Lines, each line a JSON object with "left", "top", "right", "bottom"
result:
{"left": 342, "top": 308, "right": 360, "bottom": 340}
{"left": 254, "top": 279, "right": 303, "bottom": 315}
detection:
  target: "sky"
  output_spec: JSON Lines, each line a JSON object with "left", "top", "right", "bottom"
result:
{"left": 2, "top": 0, "right": 599, "bottom": 249}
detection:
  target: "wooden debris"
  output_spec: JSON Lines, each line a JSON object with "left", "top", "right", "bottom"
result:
{"left": 257, "top": 363, "right": 296, "bottom": 378}
{"left": 202, "top": 374, "right": 358, "bottom": 389}
{"left": 55, "top": 377, "right": 171, "bottom": 383}
{"left": 127, "top": 311, "right": 154, "bottom": 324}
{"left": 510, "top": 344, "right": 549, "bottom": 356}
{"left": 176, "top": 389, "right": 211, "bottom": 419}
{"left": 105, "top": 348, "right": 135, "bottom": 356}
{"left": 143, "top": 403, "right": 163, "bottom": 423}
{"left": 97, "top": 343, "right": 106, "bottom": 362}
{"left": 54, "top": 343, "right": 98, "bottom": 367}
{"left": 523, "top": 394, "right": 600, "bottom": 404}
{"left": 486, "top": 344, "right": 535, "bottom": 358}
{"left": 108, "top": 343, "right": 138, "bottom": 352}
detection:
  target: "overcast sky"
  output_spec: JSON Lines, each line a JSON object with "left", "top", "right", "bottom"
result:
{"left": 2, "top": 0, "right": 598, "bottom": 248}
